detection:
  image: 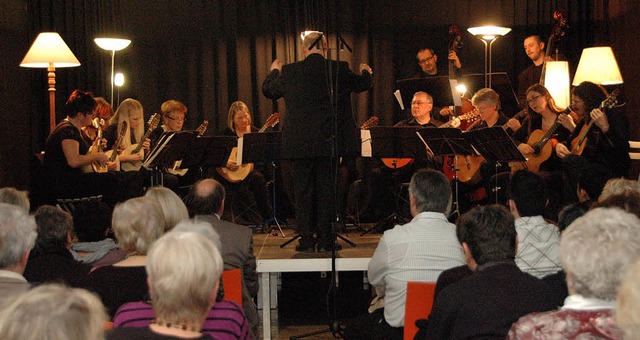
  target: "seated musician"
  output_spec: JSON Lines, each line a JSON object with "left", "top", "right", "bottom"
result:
{"left": 104, "top": 98, "right": 151, "bottom": 167}
{"left": 42, "top": 90, "right": 134, "bottom": 206}
{"left": 212, "top": 101, "right": 272, "bottom": 227}
{"left": 387, "top": 91, "right": 446, "bottom": 185}
{"left": 555, "top": 81, "right": 630, "bottom": 203}
{"left": 80, "top": 97, "right": 113, "bottom": 146}
{"left": 512, "top": 84, "right": 571, "bottom": 219}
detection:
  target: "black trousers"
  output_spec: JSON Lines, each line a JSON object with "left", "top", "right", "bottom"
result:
{"left": 290, "top": 157, "right": 335, "bottom": 248}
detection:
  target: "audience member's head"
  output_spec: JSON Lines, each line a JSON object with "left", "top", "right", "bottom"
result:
{"left": 185, "top": 179, "right": 226, "bottom": 217}
{"left": 72, "top": 201, "right": 112, "bottom": 243}
{"left": 145, "top": 186, "right": 189, "bottom": 232}
{"left": 577, "top": 165, "right": 612, "bottom": 203}
{"left": 409, "top": 169, "right": 452, "bottom": 216}
{"left": 112, "top": 197, "right": 164, "bottom": 255}
{"left": 599, "top": 177, "right": 640, "bottom": 202}
{"left": 557, "top": 202, "right": 588, "bottom": 233}
{"left": 32, "top": 205, "right": 73, "bottom": 256}
{"left": 146, "top": 230, "right": 224, "bottom": 331}
{"left": 173, "top": 220, "right": 221, "bottom": 250}
{"left": 616, "top": 260, "right": 640, "bottom": 339}
{"left": 508, "top": 170, "right": 546, "bottom": 217}
{"left": 0, "top": 203, "right": 37, "bottom": 272}
{"left": 591, "top": 191, "right": 640, "bottom": 219}
{"left": 0, "top": 187, "right": 30, "bottom": 213}
{"left": 456, "top": 205, "right": 517, "bottom": 270}
{"left": 561, "top": 207, "right": 640, "bottom": 300}
{"left": 0, "top": 284, "right": 107, "bottom": 340}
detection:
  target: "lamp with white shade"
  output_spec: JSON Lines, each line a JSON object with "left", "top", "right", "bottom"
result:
{"left": 94, "top": 38, "right": 131, "bottom": 106}
{"left": 572, "top": 46, "right": 623, "bottom": 86}
{"left": 467, "top": 26, "right": 511, "bottom": 88}
{"left": 20, "top": 32, "right": 81, "bottom": 133}
{"left": 543, "top": 61, "right": 571, "bottom": 109}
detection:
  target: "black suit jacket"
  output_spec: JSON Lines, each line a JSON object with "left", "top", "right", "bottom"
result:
{"left": 262, "top": 53, "right": 372, "bottom": 158}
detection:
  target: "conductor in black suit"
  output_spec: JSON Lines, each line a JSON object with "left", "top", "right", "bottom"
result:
{"left": 262, "top": 31, "right": 372, "bottom": 252}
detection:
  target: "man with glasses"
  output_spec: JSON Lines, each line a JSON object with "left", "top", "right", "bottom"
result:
{"left": 415, "top": 47, "right": 461, "bottom": 78}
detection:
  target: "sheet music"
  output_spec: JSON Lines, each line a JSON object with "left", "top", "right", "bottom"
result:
{"left": 237, "top": 136, "right": 244, "bottom": 165}
{"left": 449, "top": 79, "right": 462, "bottom": 106}
{"left": 143, "top": 132, "right": 175, "bottom": 169}
{"left": 394, "top": 89, "right": 404, "bottom": 110}
{"left": 361, "top": 130, "right": 372, "bottom": 157}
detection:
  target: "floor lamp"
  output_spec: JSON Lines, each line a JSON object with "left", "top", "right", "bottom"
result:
{"left": 94, "top": 38, "right": 131, "bottom": 106}
{"left": 20, "top": 32, "right": 81, "bottom": 134}
{"left": 572, "top": 46, "right": 624, "bottom": 86}
{"left": 467, "top": 26, "right": 511, "bottom": 88}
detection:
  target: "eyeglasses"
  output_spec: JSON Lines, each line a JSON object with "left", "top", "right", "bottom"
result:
{"left": 411, "top": 100, "right": 431, "bottom": 105}
{"left": 166, "top": 115, "right": 186, "bottom": 122}
{"left": 418, "top": 55, "right": 435, "bottom": 64}
{"left": 526, "top": 95, "right": 542, "bottom": 104}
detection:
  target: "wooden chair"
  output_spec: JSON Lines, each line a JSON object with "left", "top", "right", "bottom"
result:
{"left": 221, "top": 268, "right": 243, "bottom": 306}
{"left": 403, "top": 281, "right": 436, "bottom": 340}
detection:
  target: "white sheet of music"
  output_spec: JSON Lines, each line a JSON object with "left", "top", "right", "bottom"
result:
{"left": 237, "top": 136, "right": 244, "bottom": 164}
{"left": 361, "top": 130, "right": 372, "bottom": 157}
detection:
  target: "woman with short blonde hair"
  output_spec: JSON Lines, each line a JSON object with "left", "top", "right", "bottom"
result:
{"left": 145, "top": 186, "right": 189, "bottom": 232}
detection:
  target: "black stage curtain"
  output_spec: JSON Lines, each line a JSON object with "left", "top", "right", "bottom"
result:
{"left": 3, "top": 0, "right": 639, "bottom": 189}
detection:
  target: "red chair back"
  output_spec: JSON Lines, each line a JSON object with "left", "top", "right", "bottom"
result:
{"left": 403, "top": 281, "right": 436, "bottom": 340}
{"left": 221, "top": 268, "right": 243, "bottom": 306}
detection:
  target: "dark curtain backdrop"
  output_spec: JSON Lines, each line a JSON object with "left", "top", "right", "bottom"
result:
{"left": 2, "top": 0, "right": 639, "bottom": 189}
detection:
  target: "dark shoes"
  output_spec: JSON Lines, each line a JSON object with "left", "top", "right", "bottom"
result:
{"left": 295, "top": 244, "right": 316, "bottom": 253}
{"left": 317, "top": 242, "right": 342, "bottom": 253}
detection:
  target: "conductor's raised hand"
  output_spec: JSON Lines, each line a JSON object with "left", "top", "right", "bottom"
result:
{"left": 270, "top": 60, "right": 283, "bottom": 72}
{"left": 359, "top": 63, "right": 372, "bottom": 75}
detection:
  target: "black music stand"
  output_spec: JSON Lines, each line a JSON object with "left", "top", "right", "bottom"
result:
{"left": 177, "top": 136, "right": 236, "bottom": 177}
{"left": 464, "top": 126, "right": 525, "bottom": 203}
{"left": 362, "top": 126, "right": 429, "bottom": 235}
{"left": 395, "top": 76, "right": 456, "bottom": 109}
{"left": 240, "top": 131, "right": 290, "bottom": 238}
{"left": 144, "top": 131, "right": 197, "bottom": 187}
{"left": 416, "top": 128, "right": 476, "bottom": 219}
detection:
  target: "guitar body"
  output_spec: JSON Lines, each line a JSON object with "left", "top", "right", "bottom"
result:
{"left": 570, "top": 125, "right": 589, "bottom": 156}
{"left": 509, "top": 129, "right": 553, "bottom": 174}
{"left": 455, "top": 155, "right": 484, "bottom": 184}
{"left": 381, "top": 158, "right": 414, "bottom": 169}
{"left": 81, "top": 142, "right": 109, "bottom": 173}
{"left": 120, "top": 145, "right": 144, "bottom": 172}
{"left": 216, "top": 147, "right": 254, "bottom": 183}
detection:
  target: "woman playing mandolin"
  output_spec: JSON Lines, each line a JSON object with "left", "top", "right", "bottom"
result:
{"left": 215, "top": 101, "right": 273, "bottom": 228}
{"left": 555, "top": 81, "right": 630, "bottom": 203}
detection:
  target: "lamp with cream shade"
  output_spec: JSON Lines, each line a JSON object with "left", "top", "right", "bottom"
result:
{"left": 94, "top": 38, "right": 131, "bottom": 107}
{"left": 543, "top": 61, "right": 571, "bottom": 109}
{"left": 572, "top": 46, "right": 623, "bottom": 85}
{"left": 20, "top": 32, "right": 81, "bottom": 134}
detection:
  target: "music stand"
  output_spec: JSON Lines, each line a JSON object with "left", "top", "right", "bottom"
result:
{"left": 144, "top": 131, "right": 197, "bottom": 186}
{"left": 464, "top": 126, "right": 525, "bottom": 203}
{"left": 176, "top": 136, "right": 236, "bottom": 178}
{"left": 416, "top": 128, "right": 476, "bottom": 218}
{"left": 395, "top": 76, "right": 456, "bottom": 109}
{"left": 239, "top": 132, "right": 290, "bottom": 238}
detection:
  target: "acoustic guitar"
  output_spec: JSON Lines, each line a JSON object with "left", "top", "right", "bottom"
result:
{"left": 216, "top": 113, "right": 280, "bottom": 183}
{"left": 570, "top": 89, "right": 620, "bottom": 155}
{"left": 81, "top": 118, "right": 108, "bottom": 173}
{"left": 121, "top": 113, "right": 161, "bottom": 171}
{"left": 103, "top": 121, "right": 129, "bottom": 172}
{"left": 509, "top": 108, "right": 572, "bottom": 173}
{"left": 167, "top": 120, "right": 209, "bottom": 176}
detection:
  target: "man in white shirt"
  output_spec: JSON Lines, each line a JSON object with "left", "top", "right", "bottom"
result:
{"left": 0, "top": 203, "right": 37, "bottom": 307}
{"left": 508, "top": 170, "right": 561, "bottom": 279}
{"left": 345, "top": 169, "right": 466, "bottom": 339}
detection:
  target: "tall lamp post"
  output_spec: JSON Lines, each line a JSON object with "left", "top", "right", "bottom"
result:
{"left": 94, "top": 38, "right": 131, "bottom": 106}
{"left": 20, "top": 32, "right": 81, "bottom": 134}
{"left": 467, "top": 26, "right": 511, "bottom": 88}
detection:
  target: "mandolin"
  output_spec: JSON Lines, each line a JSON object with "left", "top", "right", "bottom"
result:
{"left": 216, "top": 113, "right": 280, "bottom": 183}
{"left": 103, "top": 121, "right": 128, "bottom": 172}
{"left": 570, "top": 89, "right": 620, "bottom": 155}
{"left": 167, "top": 120, "right": 209, "bottom": 176}
{"left": 82, "top": 118, "right": 108, "bottom": 173}
{"left": 121, "top": 113, "right": 162, "bottom": 172}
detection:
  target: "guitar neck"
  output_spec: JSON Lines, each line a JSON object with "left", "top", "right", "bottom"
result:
{"left": 130, "top": 129, "right": 152, "bottom": 155}
{"left": 532, "top": 119, "right": 560, "bottom": 151}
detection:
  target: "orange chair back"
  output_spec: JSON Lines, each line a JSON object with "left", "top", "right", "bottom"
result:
{"left": 221, "top": 268, "right": 243, "bottom": 306}
{"left": 403, "top": 281, "right": 436, "bottom": 340}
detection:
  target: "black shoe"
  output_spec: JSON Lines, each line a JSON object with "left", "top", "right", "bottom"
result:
{"left": 318, "top": 243, "right": 342, "bottom": 252}
{"left": 295, "top": 244, "right": 316, "bottom": 253}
